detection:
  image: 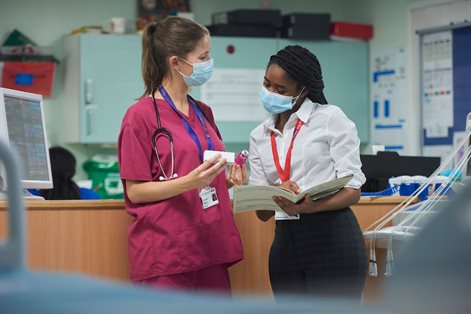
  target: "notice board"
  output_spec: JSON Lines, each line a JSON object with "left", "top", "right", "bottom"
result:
{"left": 421, "top": 25, "right": 471, "bottom": 162}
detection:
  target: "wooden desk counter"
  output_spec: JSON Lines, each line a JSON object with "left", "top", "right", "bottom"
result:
{"left": 0, "top": 197, "right": 413, "bottom": 298}
{"left": 0, "top": 200, "right": 131, "bottom": 282}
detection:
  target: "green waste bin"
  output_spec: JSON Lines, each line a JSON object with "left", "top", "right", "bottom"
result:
{"left": 83, "top": 155, "right": 123, "bottom": 199}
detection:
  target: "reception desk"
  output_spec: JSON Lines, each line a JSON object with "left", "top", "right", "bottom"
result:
{"left": 0, "top": 196, "right": 413, "bottom": 300}
{"left": 0, "top": 200, "right": 132, "bottom": 281}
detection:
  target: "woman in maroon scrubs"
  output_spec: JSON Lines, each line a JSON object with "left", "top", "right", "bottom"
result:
{"left": 118, "top": 17, "right": 246, "bottom": 293}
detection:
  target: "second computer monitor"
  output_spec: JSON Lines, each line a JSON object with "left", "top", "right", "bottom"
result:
{"left": 360, "top": 152, "right": 441, "bottom": 192}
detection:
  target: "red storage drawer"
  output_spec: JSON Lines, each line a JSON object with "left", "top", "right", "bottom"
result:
{"left": 330, "top": 22, "right": 373, "bottom": 40}
{"left": 0, "top": 61, "right": 56, "bottom": 97}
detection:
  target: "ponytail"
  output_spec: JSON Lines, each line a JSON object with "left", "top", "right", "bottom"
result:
{"left": 141, "top": 22, "right": 167, "bottom": 97}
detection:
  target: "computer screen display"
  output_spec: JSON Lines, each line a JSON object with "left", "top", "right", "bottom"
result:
{"left": 0, "top": 88, "right": 52, "bottom": 189}
{"left": 360, "top": 152, "right": 441, "bottom": 192}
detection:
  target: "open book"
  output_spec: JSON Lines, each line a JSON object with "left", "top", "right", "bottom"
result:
{"left": 232, "top": 174, "right": 353, "bottom": 214}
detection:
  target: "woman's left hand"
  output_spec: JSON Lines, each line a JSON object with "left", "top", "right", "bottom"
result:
{"left": 226, "top": 164, "right": 248, "bottom": 187}
{"left": 272, "top": 194, "right": 313, "bottom": 216}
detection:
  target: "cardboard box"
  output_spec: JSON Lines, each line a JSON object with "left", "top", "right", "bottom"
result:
{"left": 330, "top": 22, "right": 373, "bottom": 40}
{"left": 0, "top": 61, "right": 56, "bottom": 96}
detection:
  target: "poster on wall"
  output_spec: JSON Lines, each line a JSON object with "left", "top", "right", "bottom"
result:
{"left": 370, "top": 48, "right": 407, "bottom": 154}
{"left": 201, "top": 68, "right": 268, "bottom": 121}
{"left": 421, "top": 31, "right": 453, "bottom": 140}
{"left": 420, "top": 27, "right": 471, "bottom": 168}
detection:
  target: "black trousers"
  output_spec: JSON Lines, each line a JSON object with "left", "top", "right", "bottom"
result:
{"left": 269, "top": 208, "right": 367, "bottom": 299}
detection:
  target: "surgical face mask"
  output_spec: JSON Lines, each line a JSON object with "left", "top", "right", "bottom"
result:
{"left": 178, "top": 58, "right": 214, "bottom": 87}
{"left": 259, "top": 86, "right": 305, "bottom": 114}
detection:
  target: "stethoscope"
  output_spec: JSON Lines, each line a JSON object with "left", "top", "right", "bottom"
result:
{"left": 151, "top": 91, "right": 177, "bottom": 181}
{"left": 151, "top": 87, "right": 214, "bottom": 181}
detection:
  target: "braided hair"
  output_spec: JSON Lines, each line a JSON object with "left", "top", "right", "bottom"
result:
{"left": 269, "top": 45, "right": 328, "bottom": 104}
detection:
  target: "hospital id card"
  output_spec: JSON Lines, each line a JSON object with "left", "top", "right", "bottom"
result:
{"left": 275, "top": 211, "right": 300, "bottom": 220}
{"left": 199, "top": 187, "right": 219, "bottom": 209}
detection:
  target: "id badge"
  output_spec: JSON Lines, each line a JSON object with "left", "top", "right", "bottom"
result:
{"left": 275, "top": 211, "right": 300, "bottom": 220}
{"left": 199, "top": 187, "right": 219, "bottom": 209}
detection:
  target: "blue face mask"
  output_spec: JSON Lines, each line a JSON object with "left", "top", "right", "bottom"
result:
{"left": 178, "top": 58, "right": 214, "bottom": 87}
{"left": 259, "top": 86, "right": 305, "bottom": 114}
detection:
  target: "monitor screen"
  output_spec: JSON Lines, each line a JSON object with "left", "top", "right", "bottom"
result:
{"left": 0, "top": 88, "right": 52, "bottom": 189}
{"left": 360, "top": 152, "right": 441, "bottom": 192}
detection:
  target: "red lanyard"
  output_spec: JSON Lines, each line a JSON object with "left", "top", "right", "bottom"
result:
{"left": 270, "top": 119, "right": 303, "bottom": 182}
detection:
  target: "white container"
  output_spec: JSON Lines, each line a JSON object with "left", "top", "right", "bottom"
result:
{"left": 103, "top": 17, "right": 126, "bottom": 34}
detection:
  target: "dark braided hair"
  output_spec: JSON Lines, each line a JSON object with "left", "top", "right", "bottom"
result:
{"left": 269, "top": 45, "right": 328, "bottom": 104}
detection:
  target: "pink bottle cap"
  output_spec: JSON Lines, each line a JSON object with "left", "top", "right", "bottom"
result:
{"left": 235, "top": 150, "right": 249, "bottom": 165}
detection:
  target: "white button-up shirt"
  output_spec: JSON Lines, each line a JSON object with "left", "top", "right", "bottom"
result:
{"left": 249, "top": 98, "right": 366, "bottom": 191}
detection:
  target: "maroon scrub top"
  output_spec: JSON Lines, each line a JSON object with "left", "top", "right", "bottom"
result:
{"left": 118, "top": 96, "right": 243, "bottom": 281}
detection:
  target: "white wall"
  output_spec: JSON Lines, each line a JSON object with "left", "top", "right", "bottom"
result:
{"left": 0, "top": 0, "right": 139, "bottom": 179}
{"left": 0, "top": 0, "right": 349, "bottom": 54}
{"left": 0, "top": 0, "right": 137, "bottom": 46}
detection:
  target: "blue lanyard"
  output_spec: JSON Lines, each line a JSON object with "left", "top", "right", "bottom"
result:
{"left": 159, "top": 86, "right": 214, "bottom": 161}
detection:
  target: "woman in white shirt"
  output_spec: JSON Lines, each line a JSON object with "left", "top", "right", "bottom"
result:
{"left": 250, "top": 45, "right": 367, "bottom": 299}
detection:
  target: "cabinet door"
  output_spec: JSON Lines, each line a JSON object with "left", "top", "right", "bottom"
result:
{"left": 278, "top": 39, "right": 369, "bottom": 142}
{"left": 191, "top": 37, "right": 278, "bottom": 143}
{"left": 79, "top": 35, "right": 142, "bottom": 143}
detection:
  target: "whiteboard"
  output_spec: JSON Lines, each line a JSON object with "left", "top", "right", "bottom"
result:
{"left": 201, "top": 68, "right": 268, "bottom": 121}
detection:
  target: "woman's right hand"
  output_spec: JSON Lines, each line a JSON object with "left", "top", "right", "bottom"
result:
{"left": 278, "top": 180, "right": 301, "bottom": 194}
{"left": 255, "top": 180, "right": 299, "bottom": 222}
{"left": 184, "top": 154, "right": 227, "bottom": 189}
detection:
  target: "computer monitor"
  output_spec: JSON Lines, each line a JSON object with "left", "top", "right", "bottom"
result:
{"left": 360, "top": 152, "right": 441, "bottom": 192}
{"left": 0, "top": 88, "right": 52, "bottom": 196}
